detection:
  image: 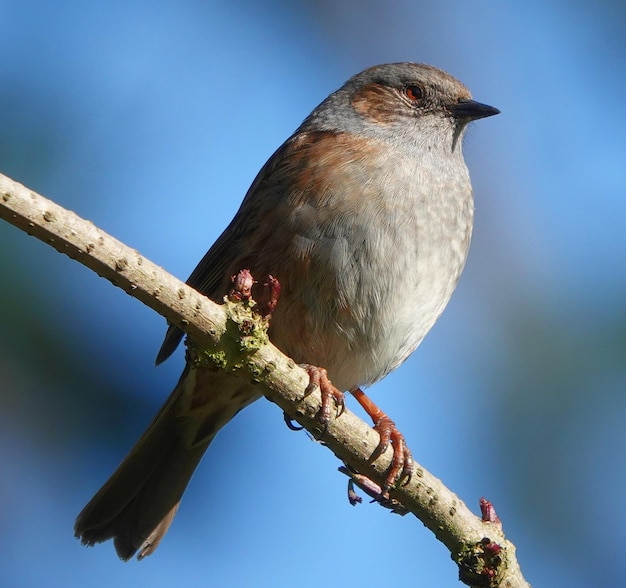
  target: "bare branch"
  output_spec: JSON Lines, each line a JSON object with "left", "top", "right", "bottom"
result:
{"left": 0, "top": 172, "right": 530, "bottom": 588}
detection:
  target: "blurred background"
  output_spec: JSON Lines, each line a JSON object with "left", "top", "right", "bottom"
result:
{"left": 1, "top": 1, "right": 625, "bottom": 586}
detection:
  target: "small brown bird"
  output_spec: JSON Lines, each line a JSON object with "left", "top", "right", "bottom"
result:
{"left": 75, "top": 62, "right": 499, "bottom": 560}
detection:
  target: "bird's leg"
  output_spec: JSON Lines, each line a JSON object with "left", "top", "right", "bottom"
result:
{"left": 351, "top": 387, "right": 413, "bottom": 495}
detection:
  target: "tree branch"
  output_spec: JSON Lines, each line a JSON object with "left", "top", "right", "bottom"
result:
{"left": 0, "top": 172, "right": 530, "bottom": 588}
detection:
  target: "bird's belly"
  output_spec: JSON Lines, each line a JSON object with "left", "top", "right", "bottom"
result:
{"left": 270, "top": 218, "right": 470, "bottom": 391}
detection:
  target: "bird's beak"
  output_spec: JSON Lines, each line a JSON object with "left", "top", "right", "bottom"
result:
{"left": 450, "top": 99, "right": 500, "bottom": 121}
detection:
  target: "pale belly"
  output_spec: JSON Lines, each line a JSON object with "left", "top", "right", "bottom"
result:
{"left": 269, "top": 185, "right": 473, "bottom": 391}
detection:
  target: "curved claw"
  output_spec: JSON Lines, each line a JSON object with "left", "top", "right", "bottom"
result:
{"left": 347, "top": 478, "right": 363, "bottom": 506}
{"left": 300, "top": 364, "right": 345, "bottom": 425}
{"left": 283, "top": 411, "right": 304, "bottom": 431}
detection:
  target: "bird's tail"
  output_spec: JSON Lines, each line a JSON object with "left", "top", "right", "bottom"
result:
{"left": 74, "top": 367, "right": 259, "bottom": 560}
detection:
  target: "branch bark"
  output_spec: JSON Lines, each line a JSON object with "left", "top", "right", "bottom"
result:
{"left": 0, "top": 172, "right": 530, "bottom": 588}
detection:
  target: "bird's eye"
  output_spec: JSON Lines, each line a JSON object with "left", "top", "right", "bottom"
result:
{"left": 405, "top": 85, "right": 423, "bottom": 101}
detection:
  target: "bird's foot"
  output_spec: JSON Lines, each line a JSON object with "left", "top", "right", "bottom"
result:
{"left": 351, "top": 387, "right": 413, "bottom": 495}
{"left": 339, "top": 466, "right": 409, "bottom": 515}
{"left": 301, "top": 364, "right": 346, "bottom": 426}
{"left": 282, "top": 364, "right": 345, "bottom": 431}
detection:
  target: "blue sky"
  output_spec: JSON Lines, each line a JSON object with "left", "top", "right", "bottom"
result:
{"left": 1, "top": 1, "right": 625, "bottom": 586}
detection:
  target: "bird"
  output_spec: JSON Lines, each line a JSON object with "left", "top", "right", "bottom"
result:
{"left": 74, "top": 62, "right": 499, "bottom": 560}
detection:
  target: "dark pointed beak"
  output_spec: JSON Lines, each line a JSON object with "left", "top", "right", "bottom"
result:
{"left": 450, "top": 99, "right": 500, "bottom": 121}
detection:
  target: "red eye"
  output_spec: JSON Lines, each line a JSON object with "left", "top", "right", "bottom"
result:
{"left": 405, "top": 85, "right": 423, "bottom": 101}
